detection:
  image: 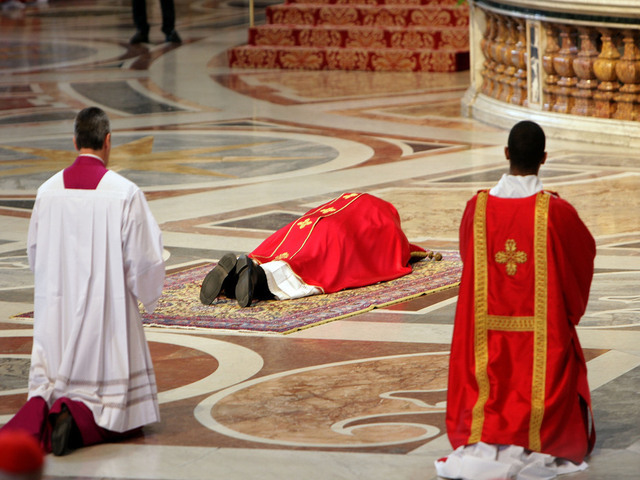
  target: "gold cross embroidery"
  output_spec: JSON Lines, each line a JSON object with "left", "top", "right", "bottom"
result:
{"left": 275, "top": 252, "right": 289, "bottom": 260}
{"left": 321, "top": 207, "right": 336, "bottom": 214}
{"left": 297, "top": 218, "right": 313, "bottom": 229}
{"left": 495, "top": 239, "right": 527, "bottom": 275}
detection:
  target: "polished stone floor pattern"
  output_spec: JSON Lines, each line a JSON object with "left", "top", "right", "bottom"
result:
{"left": 1, "top": 1, "right": 639, "bottom": 479}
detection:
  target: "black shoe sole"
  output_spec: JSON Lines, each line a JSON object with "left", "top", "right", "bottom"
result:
{"left": 200, "top": 253, "right": 237, "bottom": 305}
{"left": 235, "top": 255, "right": 256, "bottom": 308}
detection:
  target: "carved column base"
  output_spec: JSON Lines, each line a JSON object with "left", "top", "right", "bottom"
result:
{"left": 510, "top": 77, "right": 527, "bottom": 106}
{"left": 594, "top": 91, "right": 618, "bottom": 118}
{"left": 553, "top": 87, "right": 576, "bottom": 114}
{"left": 481, "top": 71, "right": 492, "bottom": 96}
{"left": 613, "top": 93, "right": 640, "bottom": 121}
{"left": 491, "top": 65, "right": 506, "bottom": 99}
{"left": 543, "top": 85, "right": 558, "bottom": 111}
{"left": 498, "top": 74, "right": 515, "bottom": 103}
{"left": 572, "top": 89, "right": 596, "bottom": 116}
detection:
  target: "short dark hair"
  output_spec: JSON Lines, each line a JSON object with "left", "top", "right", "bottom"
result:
{"left": 74, "top": 107, "right": 110, "bottom": 150}
{"left": 507, "top": 120, "right": 546, "bottom": 173}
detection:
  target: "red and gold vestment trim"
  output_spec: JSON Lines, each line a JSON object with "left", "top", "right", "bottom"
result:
{"left": 469, "top": 191, "right": 550, "bottom": 451}
{"left": 253, "top": 193, "right": 362, "bottom": 263}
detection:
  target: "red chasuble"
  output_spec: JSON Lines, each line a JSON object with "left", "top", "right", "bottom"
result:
{"left": 249, "top": 193, "right": 425, "bottom": 293}
{"left": 446, "top": 190, "right": 596, "bottom": 464}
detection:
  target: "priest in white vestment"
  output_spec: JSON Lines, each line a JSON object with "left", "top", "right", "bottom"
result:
{"left": 1, "top": 107, "right": 165, "bottom": 456}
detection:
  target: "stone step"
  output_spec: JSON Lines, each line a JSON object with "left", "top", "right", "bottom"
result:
{"left": 249, "top": 24, "right": 469, "bottom": 50}
{"left": 228, "top": 44, "right": 469, "bottom": 71}
{"left": 286, "top": 0, "right": 463, "bottom": 6}
{"left": 265, "top": 4, "right": 469, "bottom": 28}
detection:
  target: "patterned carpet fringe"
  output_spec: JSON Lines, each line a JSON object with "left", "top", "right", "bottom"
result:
{"left": 228, "top": 0, "right": 469, "bottom": 71}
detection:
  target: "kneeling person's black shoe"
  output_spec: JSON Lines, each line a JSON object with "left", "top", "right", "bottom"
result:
{"left": 200, "top": 253, "right": 238, "bottom": 304}
{"left": 51, "top": 404, "right": 82, "bottom": 456}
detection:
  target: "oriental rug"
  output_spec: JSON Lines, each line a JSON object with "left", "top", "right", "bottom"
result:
{"left": 142, "top": 250, "right": 462, "bottom": 334}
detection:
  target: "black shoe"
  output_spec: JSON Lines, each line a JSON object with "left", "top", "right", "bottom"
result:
{"left": 130, "top": 30, "right": 149, "bottom": 44}
{"left": 165, "top": 30, "right": 181, "bottom": 43}
{"left": 200, "top": 253, "right": 238, "bottom": 304}
{"left": 235, "top": 255, "right": 258, "bottom": 308}
{"left": 51, "top": 404, "right": 81, "bottom": 456}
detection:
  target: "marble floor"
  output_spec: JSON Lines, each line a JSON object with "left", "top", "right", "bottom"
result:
{"left": 1, "top": 1, "right": 640, "bottom": 479}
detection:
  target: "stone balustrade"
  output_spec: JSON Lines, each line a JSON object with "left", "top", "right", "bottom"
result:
{"left": 463, "top": 0, "right": 640, "bottom": 145}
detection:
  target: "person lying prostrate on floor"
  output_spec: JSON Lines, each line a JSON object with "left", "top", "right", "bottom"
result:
{"left": 1, "top": 107, "right": 165, "bottom": 456}
{"left": 436, "top": 120, "right": 596, "bottom": 480}
{"left": 200, "top": 192, "right": 437, "bottom": 308}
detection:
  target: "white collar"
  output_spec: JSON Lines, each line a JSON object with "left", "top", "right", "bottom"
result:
{"left": 78, "top": 153, "right": 106, "bottom": 165}
{"left": 489, "top": 174, "right": 543, "bottom": 199}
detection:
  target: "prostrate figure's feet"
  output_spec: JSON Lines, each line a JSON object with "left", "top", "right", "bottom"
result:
{"left": 200, "top": 253, "right": 239, "bottom": 304}
{"left": 235, "top": 255, "right": 258, "bottom": 308}
{"left": 235, "top": 256, "right": 274, "bottom": 308}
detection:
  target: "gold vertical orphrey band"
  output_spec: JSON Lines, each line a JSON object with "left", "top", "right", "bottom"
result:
{"left": 468, "top": 191, "right": 550, "bottom": 450}
{"left": 469, "top": 191, "right": 490, "bottom": 443}
{"left": 529, "top": 192, "right": 550, "bottom": 450}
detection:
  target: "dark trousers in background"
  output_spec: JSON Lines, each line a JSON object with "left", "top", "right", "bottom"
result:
{"left": 132, "top": 0, "right": 176, "bottom": 35}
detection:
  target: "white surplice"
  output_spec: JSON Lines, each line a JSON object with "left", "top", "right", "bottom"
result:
{"left": 27, "top": 169, "right": 165, "bottom": 433}
{"left": 261, "top": 260, "right": 322, "bottom": 300}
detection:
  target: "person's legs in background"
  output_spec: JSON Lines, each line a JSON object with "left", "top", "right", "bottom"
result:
{"left": 130, "top": 0, "right": 150, "bottom": 44}
{"left": 160, "top": 0, "right": 181, "bottom": 42}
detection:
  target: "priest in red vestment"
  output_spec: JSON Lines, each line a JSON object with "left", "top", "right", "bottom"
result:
{"left": 200, "top": 192, "right": 429, "bottom": 307}
{"left": 437, "top": 121, "right": 596, "bottom": 480}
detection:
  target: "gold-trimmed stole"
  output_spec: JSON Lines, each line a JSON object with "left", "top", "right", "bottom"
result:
{"left": 469, "top": 191, "right": 550, "bottom": 451}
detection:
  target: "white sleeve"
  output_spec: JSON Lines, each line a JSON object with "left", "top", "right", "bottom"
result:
{"left": 26, "top": 200, "right": 39, "bottom": 273}
{"left": 122, "top": 189, "right": 165, "bottom": 313}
